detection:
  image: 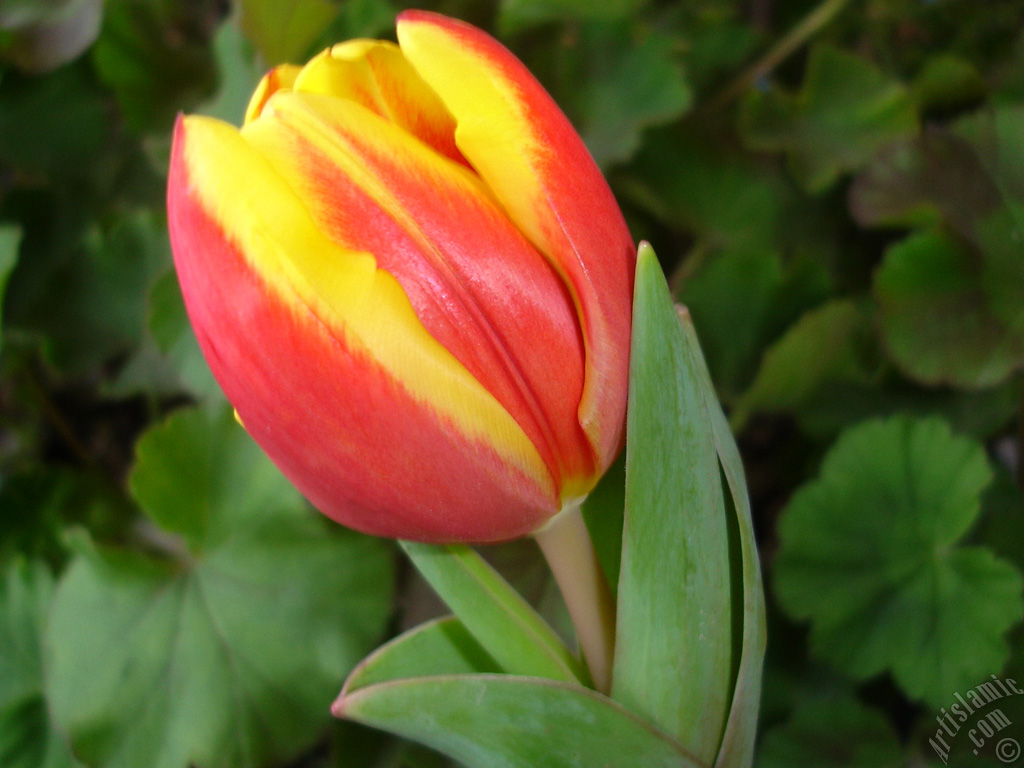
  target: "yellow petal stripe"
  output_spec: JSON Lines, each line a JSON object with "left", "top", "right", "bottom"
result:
{"left": 288, "top": 40, "right": 464, "bottom": 164}
{"left": 396, "top": 22, "right": 547, "bottom": 249}
{"left": 179, "top": 115, "right": 553, "bottom": 497}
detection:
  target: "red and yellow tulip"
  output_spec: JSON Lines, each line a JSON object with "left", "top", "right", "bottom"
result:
{"left": 167, "top": 11, "right": 635, "bottom": 542}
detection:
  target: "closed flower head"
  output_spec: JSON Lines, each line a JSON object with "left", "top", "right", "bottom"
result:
{"left": 167, "top": 11, "right": 635, "bottom": 542}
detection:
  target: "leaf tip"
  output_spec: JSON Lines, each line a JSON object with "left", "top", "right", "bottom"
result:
{"left": 330, "top": 690, "right": 350, "bottom": 719}
{"left": 637, "top": 240, "right": 656, "bottom": 263}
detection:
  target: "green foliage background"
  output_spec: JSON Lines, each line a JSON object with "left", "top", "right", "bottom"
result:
{"left": 1, "top": 0, "right": 1024, "bottom": 766}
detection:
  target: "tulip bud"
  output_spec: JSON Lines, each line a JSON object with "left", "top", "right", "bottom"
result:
{"left": 166, "top": 11, "right": 635, "bottom": 542}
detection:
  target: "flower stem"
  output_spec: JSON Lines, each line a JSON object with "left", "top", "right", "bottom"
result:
{"left": 534, "top": 504, "right": 616, "bottom": 693}
{"left": 703, "top": 0, "right": 853, "bottom": 114}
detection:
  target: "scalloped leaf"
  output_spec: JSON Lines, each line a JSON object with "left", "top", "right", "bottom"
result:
{"left": 46, "top": 407, "right": 395, "bottom": 768}
{"left": 774, "top": 415, "right": 1023, "bottom": 707}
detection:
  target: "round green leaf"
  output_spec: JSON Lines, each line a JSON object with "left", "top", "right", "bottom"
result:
{"left": 128, "top": 406, "right": 300, "bottom": 550}
{"left": 849, "top": 132, "right": 1002, "bottom": 237}
{"left": 739, "top": 45, "right": 918, "bottom": 193}
{"left": 679, "top": 247, "right": 784, "bottom": 399}
{"left": 46, "top": 407, "right": 395, "bottom": 768}
{"left": 731, "top": 299, "right": 877, "bottom": 428}
{"left": 0, "top": 559, "right": 82, "bottom": 768}
{"left": 875, "top": 229, "right": 1024, "bottom": 388}
{"left": 978, "top": 203, "right": 1024, "bottom": 334}
{"left": 566, "top": 24, "right": 691, "bottom": 169}
{"left": 774, "top": 415, "right": 1023, "bottom": 707}
{"left": 757, "top": 695, "right": 902, "bottom": 768}
{"left": 0, "top": 62, "right": 109, "bottom": 176}
{"left": 911, "top": 55, "right": 987, "bottom": 112}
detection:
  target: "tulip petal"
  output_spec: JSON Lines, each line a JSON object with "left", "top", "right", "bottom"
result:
{"left": 167, "top": 114, "right": 557, "bottom": 542}
{"left": 396, "top": 11, "right": 635, "bottom": 472}
{"left": 245, "top": 64, "right": 301, "bottom": 124}
{"left": 285, "top": 40, "right": 466, "bottom": 166}
{"left": 243, "top": 91, "right": 597, "bottom": 500}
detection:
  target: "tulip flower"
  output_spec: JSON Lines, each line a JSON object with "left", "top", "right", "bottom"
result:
{"left": 166, "top": 11, "right": 635, "bottom": 543}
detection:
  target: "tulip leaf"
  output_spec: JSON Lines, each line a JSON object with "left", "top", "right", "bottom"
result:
{"left": 0, "top": 559, "right": 83, "bottom": 768}
{"left": 773, "top": 414, "right": 1024, "bottom": 707}
{"left": 343, "top": 616, "right": 500, "bottom": 694}
{"left": 336, "top": 675, "right": 706, "bottom": 768}
{"left": 614, "top": 243, "right": 764, "bottom": 766}
{"left": 0, "top": 225, "right": 21, "bottom": 353}
{"left": 399, "top": 542, "right": 586, "bottom": 685}
{"left": 46, "top": 405, "right": 395, "bottom": 768}
{"left": 677, "top": 310, "right": 766, "bottom": 768}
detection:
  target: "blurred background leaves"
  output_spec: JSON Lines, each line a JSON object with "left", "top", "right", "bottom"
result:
{"left": 1, "top": 0, "right": 1024, "bottom": 766}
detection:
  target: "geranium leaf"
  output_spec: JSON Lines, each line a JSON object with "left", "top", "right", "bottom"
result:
{"left": 46, "top": 406, "right": 395, "bottom": 768}
{"left": 774, "top": 415, "right": 1023, "bottom": 707}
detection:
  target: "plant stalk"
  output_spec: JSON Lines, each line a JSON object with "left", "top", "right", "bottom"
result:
{"left": 703, "top": 0, "right": 854, "bottom": 114}
{"left": 534, "top": 504, "right": 616, "bottom": 693}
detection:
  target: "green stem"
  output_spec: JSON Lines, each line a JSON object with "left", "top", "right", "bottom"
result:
{"left": 534, "top": 504, "right": 616, "bottom": 693}
{"left": 703, "top": 0, "right": 854, "bottom": 114}
{"left": 669, "top": 240, "right": 712, "bottom": 296}
{"left": 23, "top": 364, "right": 94, "bottom": 469}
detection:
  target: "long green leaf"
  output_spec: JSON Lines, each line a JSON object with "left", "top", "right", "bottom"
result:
{"left": 336, "top": 675, "right": 708, "bottom": 768}
{"left": 612, "top": 243, "right": 733, "bottom": 762}
{"left": 400, "top": 542, "right": 586, "bottom": 684}
{"left": 679, "top": 302, "right": 768, "bottom": 768}
{"left": 343, "top": 616, "right": 500, "bottom": 693}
